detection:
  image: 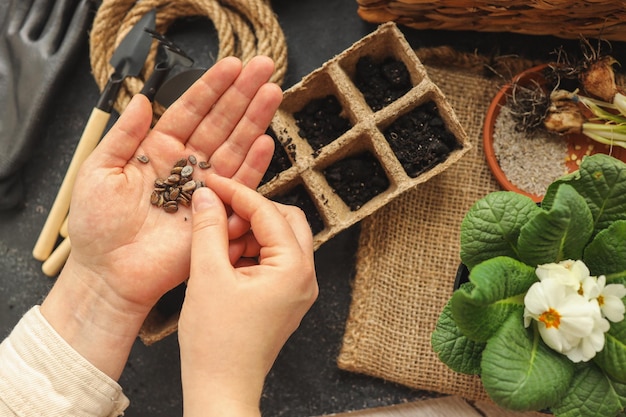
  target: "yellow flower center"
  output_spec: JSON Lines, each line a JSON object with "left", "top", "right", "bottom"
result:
{"left": 598, "top": 295, "right": 605, "bottom": 307}
{"left": 539, "top": 308, "right": 561, "bottom": 329}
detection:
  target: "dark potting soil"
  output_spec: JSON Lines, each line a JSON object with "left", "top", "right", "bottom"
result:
{"left": 324, "top": 152, "right": 389, "bottom": 211}
{"left": 260, "top": 131, "right": 293, "bottom": 186}
{"left": 384, "top": 101, "right": 459, "bottom": 178}
{"left": 272, "top": 184, "right": 325, "bottom": 235}
{"left": 293, "top": 95, "right": 351, "bottom": 154}
{"left": 354, "top": 55, "right": 412, "bottom": 112}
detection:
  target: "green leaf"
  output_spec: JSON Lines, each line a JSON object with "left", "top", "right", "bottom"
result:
{"left": 594, "top": 319, "right": 626, "bottom": 383}
{"left": 450, "top": 257, "right": 536, "bottom": 342}
{"left": 542, "top": 169, "right": 580, "bottom": 209}
{"left": 518, "top": 184, "right": 593, "bottom": 265}
{"left": 584, "top": 220, "right": 626, "bottom": 284}
{"left": 551, "top": 364, "right": 626, "bottom": 417}
{"left": 432, "top": 290, "right": 486, "bottom": 375}
{"left": 460, "top": 192, "right": 540, "bottom": 270}
{"left": 481, "top": 314, "right": 574, "bottom": 411}
{"left": 544, "top": 154, "right": 626, "bottom": 237}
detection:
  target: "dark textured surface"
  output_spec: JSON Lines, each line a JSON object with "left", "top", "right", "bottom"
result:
{"left": 0, "top": 1, "right": 620, "bottom": 416}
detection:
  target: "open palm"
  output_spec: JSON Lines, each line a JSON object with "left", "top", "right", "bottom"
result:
{"left": 66, "top": 56, "right": 282, "bottom": 309}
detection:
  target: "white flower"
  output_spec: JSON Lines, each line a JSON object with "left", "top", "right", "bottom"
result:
{"left": 595, "top": 275, "right": 626, "bottom": 323}
{"left": 524, "top": 278, "right": 597, "bottom": 354}
{"left": 535, "top": 260, "right": 589, "bottom": 290}
{"left": 524, "top": 261, "right": 622, "bottom": 362}
{"left": 579, "top": 275, "right": 601, "bottom": 300}
{"left": 562, "top": 306, "right": 609, "bottom": 363}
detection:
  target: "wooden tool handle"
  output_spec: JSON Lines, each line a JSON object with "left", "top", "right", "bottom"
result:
{"left": 32, "top": 108, "right": 110, "bottom": 261}
{"left": 41, "top": 237, "right": 71, "bottom": 277}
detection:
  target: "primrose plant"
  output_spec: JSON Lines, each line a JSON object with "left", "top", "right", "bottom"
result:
{"left": 432, "top": 154, "right": 626, "bottom": 417}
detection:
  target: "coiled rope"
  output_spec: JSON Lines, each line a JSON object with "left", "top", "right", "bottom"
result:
{"left": 89, "top": 0, "right": 288, "bottom": 116}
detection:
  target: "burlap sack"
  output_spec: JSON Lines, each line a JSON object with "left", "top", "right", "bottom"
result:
{"left": 337, "top": 49, "right": 539, "bottom": 401}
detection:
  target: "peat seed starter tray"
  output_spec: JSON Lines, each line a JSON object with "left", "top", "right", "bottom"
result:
{"left": 260, "top": 22, "right": 471, "bottom": 250}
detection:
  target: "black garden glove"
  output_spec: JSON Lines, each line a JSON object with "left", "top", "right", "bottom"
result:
{"left": 0, "top": 0, "right": 93, "bottom": 210}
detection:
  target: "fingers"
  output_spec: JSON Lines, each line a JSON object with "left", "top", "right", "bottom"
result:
{"left": 150, "top": 56, "right": 281, "bottom": 179}
{"left": 153, "top": 57, "right": 242, "bottom": 143}
{"left": 227, "top": 232, "right": 261, "bottom": 265}
{"left": 208, "top": 81, "right": 283, "bottom": 179}
{"left": 229, "top": 133, "right": 275, "bottom": 188}
{"left": 190, "top": 187, "right": 232, "bottom": 277}
{"left": 225, "top": 203, "right": 315, "bottom": 265}
{"left": 88, "top": 94, "right": 153, "bottom": 169}
{"left": 7, "top": 0, "right": 32, "bottom": 34}
{"left": 204, "top": 175, "right": 307, "bottom": 255}
{"left": 48, "top": 0, "right": 92, "bottom": 55}
{"left": 194, "top": 130, "right": 276, "bottom": 255}
{"left": 273, "top": 203, "right": 315, "bottom": 255}
{"left": 21, "top": 0, "right": 53, "bottom": 39}
{"left": 187, "top": 56, "right": 277, "bottom": 154}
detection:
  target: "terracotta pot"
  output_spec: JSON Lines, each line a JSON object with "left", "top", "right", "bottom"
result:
{"left": 483, "top": 64, "right": 626, "bottom": 203}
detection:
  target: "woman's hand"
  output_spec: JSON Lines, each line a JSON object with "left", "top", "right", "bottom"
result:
{"left": 40, "top": 56, "right": 283, "bottom": 380}
{"left": 179, "top": 175, "right": 318, "bottom": 417}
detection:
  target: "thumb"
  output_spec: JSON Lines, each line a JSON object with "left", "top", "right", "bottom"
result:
{"left": 190, "top": 187, "right": 231, "bottom": 277}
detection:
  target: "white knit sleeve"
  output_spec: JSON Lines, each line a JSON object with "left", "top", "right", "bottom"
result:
{"left": 0, "top": 306, "right": 130, "bottom": 417}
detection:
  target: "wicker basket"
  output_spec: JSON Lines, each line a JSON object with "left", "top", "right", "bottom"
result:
{"left": 356, "top": 0, "right": 626, "bottom": 42}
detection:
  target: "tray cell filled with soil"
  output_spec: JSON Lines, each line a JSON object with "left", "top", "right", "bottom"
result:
{"left": 323, "top": 151, "right": 390, "bottom": 211}
{"left": 337, "top": 26, "right": 426, "bottom": 113}
{"left": 382, "top": 100, "right": 462, "bottom": 178}
{"left": 352, "top": 55, "right": 413, "bottom": 112}
{"left": 278, "top": 69, "right": 355, "bottom": 158}
{"left": 309, "top": 131, "right": 393, "bottom": 220}
{"left": 294, "top": 95, "right": 352, "bottom": 155}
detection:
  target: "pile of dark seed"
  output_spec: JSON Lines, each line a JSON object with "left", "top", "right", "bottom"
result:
{"left": 148, "top": 156, "right": 210, "bottom": 213}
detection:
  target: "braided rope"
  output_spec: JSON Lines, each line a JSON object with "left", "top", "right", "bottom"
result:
{"left": 89, "top": 0, "right": 287, "bottom": 116}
